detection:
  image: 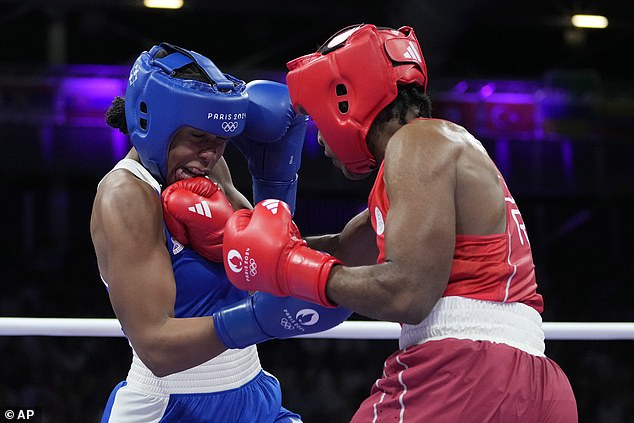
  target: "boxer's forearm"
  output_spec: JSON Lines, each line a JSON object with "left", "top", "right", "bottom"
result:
{"left": 305, "top": 208, "right": 378, "bottom": 266}
{"left": 325, "top": 261, "right": 443, "bottom": 325}
{"left": 305, "top": 234, "right": 339, "bottom": 254}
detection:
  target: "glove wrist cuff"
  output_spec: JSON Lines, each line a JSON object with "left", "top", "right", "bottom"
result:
{"left": 212, "top": 298, "right": 269, "bottom": 349}
{"left": 252, "top": 176, "right": 298, "bottom": 214}
{"left": 285, "top": 247, "right": 341, "bottom": 308}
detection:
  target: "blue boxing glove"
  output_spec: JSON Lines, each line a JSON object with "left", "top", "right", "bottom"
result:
{"left": 212, "top": 291, "right": 352, "bottom": 349}
{"left": 232, "top": 80, "right": 308, "bottom": 215}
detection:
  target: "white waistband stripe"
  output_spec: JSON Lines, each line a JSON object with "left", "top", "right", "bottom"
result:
{"left": 399, "top": 296, "right": 545, "bottom": 356}
{"left": 126, "top": 345, "right": 262, "bottom": 395}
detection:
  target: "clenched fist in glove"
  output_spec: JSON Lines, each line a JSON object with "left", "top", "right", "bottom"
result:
{"left": 223, "top": 199, "right": 341, "bottom": 307}
{"left": 162, "top": 177, "right": 235, "bottom": 262}
{"left": 231, "top": 80, "right": 308, "bottom": 215}
{"left": 213, "top": 291, "right": 352, "bottom": 349}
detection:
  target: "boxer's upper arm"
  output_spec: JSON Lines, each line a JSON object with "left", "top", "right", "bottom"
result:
{"left": 91, "top": 175, "right": 176, "bottom": 349}
{"left": 91, "top": 173, "right": 226, "bottom": 376}
{"left": 381, "top": 124, "right": 457, "bottom": 318}
{"left": 326, "top": 124, "right": 458, "bottom": 324}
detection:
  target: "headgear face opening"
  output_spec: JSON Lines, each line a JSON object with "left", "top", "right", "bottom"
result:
{"left": 286, "top": 24, "right": 428, "bottom": 174}
{"left": 125, "top": 43, "right": 249, "bottom": 184}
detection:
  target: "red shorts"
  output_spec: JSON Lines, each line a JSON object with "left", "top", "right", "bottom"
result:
{"left": 350, "top": 338, "right": 577, "bottom": 423}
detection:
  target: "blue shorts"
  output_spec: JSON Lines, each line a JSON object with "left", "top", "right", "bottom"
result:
{"left": 101, "top": 370, "right": 302, "bottom": 423}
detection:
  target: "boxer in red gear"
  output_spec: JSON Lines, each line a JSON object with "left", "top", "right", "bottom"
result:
{"left": 223, "top": 24, "right": 578, "bottom": 422}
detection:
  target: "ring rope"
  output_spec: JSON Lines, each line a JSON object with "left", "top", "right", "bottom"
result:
{"left": 0, "top": 318, "right": 633, "bottom": 340}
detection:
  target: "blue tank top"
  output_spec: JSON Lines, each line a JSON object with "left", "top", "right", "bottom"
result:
{"left": 101, "top": 159, "right": 247, "bottom": 319}
{"left": 166, "top": 229, "right": 248, "bottom": 318}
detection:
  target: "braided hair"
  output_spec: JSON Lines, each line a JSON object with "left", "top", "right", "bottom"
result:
{"left": 368, "top": 84, "right": 431, "bottom": 140}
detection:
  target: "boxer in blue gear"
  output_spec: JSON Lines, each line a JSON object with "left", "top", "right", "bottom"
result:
{"left": 93, "top": 42, "right": 349, "bottom": 423}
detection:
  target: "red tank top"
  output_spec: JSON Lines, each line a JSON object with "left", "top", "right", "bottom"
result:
{"left": 368, "top": 162, "right": 544, "bottom": 313}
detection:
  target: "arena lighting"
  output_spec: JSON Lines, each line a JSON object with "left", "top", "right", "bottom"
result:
{"left": 143, "top": 0, "right": 184, "bottom": 9}
{"left": 571, "top": 14, "right": 608, "bottom": 29}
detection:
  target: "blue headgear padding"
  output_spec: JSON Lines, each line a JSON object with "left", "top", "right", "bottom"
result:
{"left": 125, "top": 42, "right": 248, "bottom": 183}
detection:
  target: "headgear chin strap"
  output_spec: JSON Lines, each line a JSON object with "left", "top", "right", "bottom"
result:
{"left": 125, "top": 42, "right": 249, "bottom": 184}
{"left": 286, "top": 24, "right": 428, "bottom": 174}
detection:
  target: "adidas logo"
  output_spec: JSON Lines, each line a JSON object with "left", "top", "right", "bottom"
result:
{"left": 403, "top": 41, "right": 422, "bottom": 63}
{"left": 188, "top": 201, "right": 212, "bottom": 218}
{"left": 262, "top": 199, "right": 280, "bottom": 215}
{"left": 171, "top": 237, "right": 184, "bottom": 255}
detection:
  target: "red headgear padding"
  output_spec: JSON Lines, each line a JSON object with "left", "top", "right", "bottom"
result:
{"left": 286, "top": 24, "right": 428, "bottom": 174}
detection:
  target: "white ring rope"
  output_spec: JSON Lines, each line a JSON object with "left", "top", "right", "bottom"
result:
{"left": 0, "top": 318, "right": 633, "bottom": 340}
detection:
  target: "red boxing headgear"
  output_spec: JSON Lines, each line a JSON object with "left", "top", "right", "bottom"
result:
{"left": 286, "top": 24, "right": 428, "bottom": 174}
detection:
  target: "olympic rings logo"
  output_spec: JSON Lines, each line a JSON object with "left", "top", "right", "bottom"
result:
{"left": 221, "top": 121, "right": 239, "bottom": 132}
{"left": 280, "top": 318, "right": 295, "bottom": 330}
{"left": 248, "top": 259, "right": 257, "bottom": 277}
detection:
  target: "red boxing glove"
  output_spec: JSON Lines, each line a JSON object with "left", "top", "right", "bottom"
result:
{"left": 162, "top": 177, "right": 235, "bottom": 262}
{"left": 223, "top": 199, "right": 341, "bottom": 307}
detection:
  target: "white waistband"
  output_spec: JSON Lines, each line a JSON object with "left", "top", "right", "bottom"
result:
{"left": 399, "top": 296, "right": 545, "bottom": 356}
{"left": 126, "top": 345, "right": 262, "bottom": 395}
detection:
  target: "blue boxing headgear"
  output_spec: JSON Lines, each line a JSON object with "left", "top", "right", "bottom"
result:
{"left": 125, "top": 42, "right": 248, "bottom": 183}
